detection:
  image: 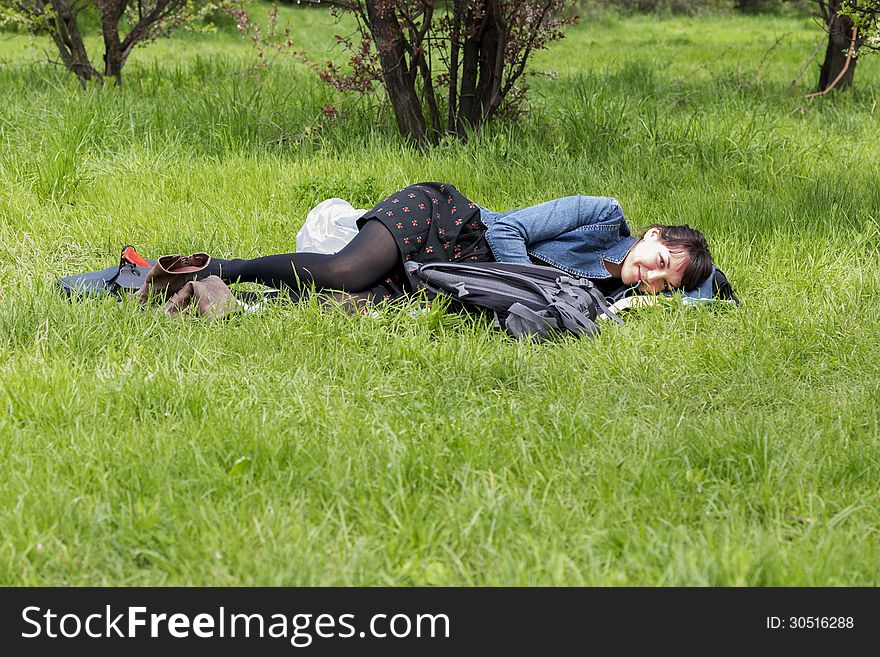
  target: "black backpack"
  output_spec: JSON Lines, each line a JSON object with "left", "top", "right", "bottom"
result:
{"left": 404, "top": 261, "right": 623, "bottom": 340}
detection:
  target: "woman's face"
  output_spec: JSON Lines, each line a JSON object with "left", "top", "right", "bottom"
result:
{"left": 620, "top": 228, "right": 689, "bottom": 293}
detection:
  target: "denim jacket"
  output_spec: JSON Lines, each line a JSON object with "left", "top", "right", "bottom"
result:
{"left": 478, "top": 195, "right": 638, "bottom": 280}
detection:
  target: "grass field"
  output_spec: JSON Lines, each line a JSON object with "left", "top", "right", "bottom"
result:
{"left": 0, "top": 4, "right": 878, "bottom": 585}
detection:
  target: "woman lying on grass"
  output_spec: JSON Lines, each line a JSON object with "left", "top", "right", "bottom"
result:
{"left": 137, "top": 182, "right": 714, "bottom": 311}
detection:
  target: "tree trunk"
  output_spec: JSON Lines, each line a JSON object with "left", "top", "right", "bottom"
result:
{"left": 47, "top": 0, "right": 100, "bottom": 85}
{"left": 456, "top": 5, "right": 487, "bottom": 135}
{"left": 103, "top": 41, "right": 125, "bottom": 86}
{"left": 818, "top": 12, "right": 857, "bottom": 92}
{"left": 473, "top": 0, "right": 505, "bottom": 129}
{"left": 100, "top": 1, "right": 128, "bottom": 86}
{"left": 365, "top": 1, "right": 428, "bottom": 143}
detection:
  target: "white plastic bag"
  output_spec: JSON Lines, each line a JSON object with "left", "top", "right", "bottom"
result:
{"left": 295, "top": 198, "right": 366, "bottom": 254}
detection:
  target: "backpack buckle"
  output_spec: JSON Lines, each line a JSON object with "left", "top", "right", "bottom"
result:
{"left": 452, "top": 282, "right": 469, "bottom": 297}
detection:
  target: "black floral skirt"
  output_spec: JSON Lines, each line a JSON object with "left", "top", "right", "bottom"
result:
{"left": 357, "top": 182, "right": 494, "bottom": 301}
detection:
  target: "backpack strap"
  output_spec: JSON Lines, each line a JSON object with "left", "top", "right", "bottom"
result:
{"left": 505, "top": 303, "right": 559, "bottom": 338}
{"left": 505, "top": 300, "right": 603, "bottom": 340}
{"left": 555, "top": 276, "right": 624, "bottom": 325}
{"left": 606, "top": 283, "right": 638, "bottom": 304}
{"left": 587, "top": 285, "right": 624, "bottom": 324}
{"left": 104, "top": 248, "right": 131, "bottom": 295}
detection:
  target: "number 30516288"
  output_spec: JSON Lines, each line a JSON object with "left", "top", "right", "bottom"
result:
{"left": 766, "top": 616, "right": 854, "bottom": 629}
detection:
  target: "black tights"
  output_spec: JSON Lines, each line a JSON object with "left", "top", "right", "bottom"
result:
{"left": 204, "top": 219, "right": 399, "bottom": 296}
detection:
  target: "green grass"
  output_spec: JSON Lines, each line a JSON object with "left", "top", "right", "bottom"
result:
{"left": 0, "top": 5, "right": 879, "bottom": 585}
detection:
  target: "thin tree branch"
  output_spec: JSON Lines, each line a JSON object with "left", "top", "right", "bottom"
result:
{"left": 806, "top": 26, "right": 858, "bottom": 97}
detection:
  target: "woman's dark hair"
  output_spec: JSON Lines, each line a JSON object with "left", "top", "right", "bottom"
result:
{"left": 641, "top": 224, "right": 712, "bottom": 291}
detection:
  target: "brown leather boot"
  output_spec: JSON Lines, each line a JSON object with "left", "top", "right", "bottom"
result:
{"left": 136, "top": 253, "right": 211, "bottom": 305}
{"left": 164, "top": 276, "right": 239, "bottom": 321}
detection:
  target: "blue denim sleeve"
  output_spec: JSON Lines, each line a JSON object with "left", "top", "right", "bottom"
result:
{"left": 484, "top": 196, "right": 623, "bottom": 263}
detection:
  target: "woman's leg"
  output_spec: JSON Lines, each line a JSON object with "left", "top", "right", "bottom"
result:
{"left": 205, "top": 219, "right": 399, "bottom": 294}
